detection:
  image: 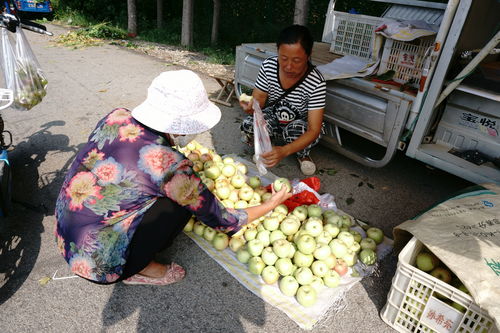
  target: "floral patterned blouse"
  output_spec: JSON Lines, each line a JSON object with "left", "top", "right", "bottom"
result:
{"left": 55, "top": 108, "right": 247, "bottom": 283}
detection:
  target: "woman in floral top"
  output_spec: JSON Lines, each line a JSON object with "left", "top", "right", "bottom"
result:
{"left": 55, "top": 70, "right": 291, "bottom": 285}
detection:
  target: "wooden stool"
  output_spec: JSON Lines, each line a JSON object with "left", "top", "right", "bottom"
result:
{"left": 209, "top": 75, "right": 236, "bottom": 107}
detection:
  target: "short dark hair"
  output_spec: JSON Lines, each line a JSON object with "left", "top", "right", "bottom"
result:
{"left": 276, "top": 25, "right": 314, "bottom": 56}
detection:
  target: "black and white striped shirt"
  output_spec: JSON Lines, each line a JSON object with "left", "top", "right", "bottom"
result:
{"left": 255, "top": 56, "right": 326, "bottom": 112}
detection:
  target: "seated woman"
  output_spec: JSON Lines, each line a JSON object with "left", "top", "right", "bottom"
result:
{"left": 240, "top": 24, "right": 326, "bottom": 176}
{"left": 54, "top": 70, "right": 291, "bottom": 286}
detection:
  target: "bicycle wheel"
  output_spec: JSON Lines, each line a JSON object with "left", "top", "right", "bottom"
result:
{"left": 0, "top": 155, "right": 12, "bottom": 217}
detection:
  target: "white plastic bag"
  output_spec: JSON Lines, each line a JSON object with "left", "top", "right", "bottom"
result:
{"left": 252, "top": 99, "right": 272, "bottom": 175}
{"left": 0, "top": 27, "right": 48, "bottom": 111}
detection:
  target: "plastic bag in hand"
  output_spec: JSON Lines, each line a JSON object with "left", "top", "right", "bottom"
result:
{"left": 253, "top": 99, "right": 272, "bottom": 175}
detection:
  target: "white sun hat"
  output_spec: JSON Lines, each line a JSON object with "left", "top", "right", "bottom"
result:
{"left": 132, "top": 70, "right": 221, "bottom": 135}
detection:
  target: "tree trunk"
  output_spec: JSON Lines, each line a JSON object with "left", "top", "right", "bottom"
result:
{"left": 157, "top": 0, "right": 163, "bottom": 29}
{"left": 181, "top": 0, "right": 194, "bottom": 47}
{"left": 293, "top": 0, "right": 309, "bottom": 26}
{"left": 211, "top": 0, "right": 221, "bottom": 45}
{"left": 127, "top": 0, "right": 137, "bottom": 37}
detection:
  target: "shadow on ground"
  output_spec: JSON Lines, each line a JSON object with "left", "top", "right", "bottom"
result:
{"left": 0, "top": 121, "right": 82, "bottom": 305}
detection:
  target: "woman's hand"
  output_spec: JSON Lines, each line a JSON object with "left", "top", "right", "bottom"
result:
{"left": 261, "top": 146, "right": 289, "bottom": 168}
{"left": 239, "top": 99, "right": 254, "bottom": 115}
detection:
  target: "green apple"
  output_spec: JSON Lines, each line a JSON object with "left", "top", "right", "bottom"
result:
{"left": 279, "top": 275, "right": 299, "bottom": 296}
{"left": 203, "top": 227, "right": 217, "bottom": 242}
{"left": 261, "top": 192, "right": 272, "bottom": 202}
{"left": 329, "top": 239, "right": 348, "bottom": 259}
{"left": 323, "top": 254, "right": 337, "bottom": 269}
{"left": 215, "top": 186, "right": 231, "bottom": 200}
{"left": 256, "top": 230, "right": 271, "bottom": 247}
{"left": 430, "top": 267, "right": 452, "bottom": 284}
{"left": 366, "top": 227, "right": 384, "bottom": 244}
{"left": 322, "top": 209, "right": 337, "bottom": 220}
{"left": 236, "top": 247, "right": 251, "bottom": 264}
{"left": 261, "top": 265, "right": 280, "bottom": 284}
{"left": 263, "top": 216, "right": 280, "bottom": 231}
{"left": 247, "top": 239, "right": 264, "bottom": 257}
{"left": 221, "top": 164, "right": 236, "bottom": 178}
{"left": 222, "top": 156, "right": 234, "bottom": 165}
{"left": 341, "top": 215, "right": 352, "bottom": 228}
{"left": 229, "top": 236, "right": 246, "bottom": 252}
{"left": 293, "top": 250, "right": 314, "bottom": 268}
{"left": 275, "top": 257, "right": 294, "bottom": 276}
{"left": 230, "top": 174, "right": 247, "bottom": 189}
{"left": 313, "top": 243, "right": 332, "bottom": 260}
{"left": 272, "top": 239, "right": 292, "bottom": 258}
{"left": 193, "top": 221, "right": 206, "bottom": 236}
{"left": 274, "top": 204, "right": 288, "bottom": 215}
{"left": 273, "top": 177, "right": 292, "bottom": 192}
{"left": 343, "top": 249, "right": 357, "bottom": 266}
{"left": 221, "top": 199, "right": 234, "bottom": 208}
{"left": 350, "top": 242, "right": 361, "bottom": 254}
{"left": 307, "top": 204, "right": 323, "bottom": 218}
{"left": 235, "top": 162, "right": 248, "bottom": 175}
{"left": 280, "top": 217, "right": 301, "bottom": 236}
{"left": 323, "top": 270, "right": 341, "bottom": 288}
{"left": 360, "top": 237, "right": 377, "bottom": 251}
{"left": 294, "top": 267, "right": 314, "bottom": 285}
{"left": 247, "top": 176, "right": 261, "bottom": 189}
{"left": 349, "top": 229, "right": 362, "bottom": 243}
{"left": 308, "top": 277, "right": 323, "bottom": 293}
{"left": 296, "top": 285, "right": 317, "bottom": 307}
{"left": 323, "top": 223, "right": 340, "bottom": 238}
{"left": 212, "top": 232, "right": 229, "bottom": 251}
{"left": 261, "top": 247, "right": 279, "bottom": 266}
{"left": 296, "top": 234, "right": 316, "bottom": 255}
{"left": 205, "top": 165, "right": 221, "bottom": 180}
{"left": 248, "top": 256, "right": 266, "bottom": 275}
{"left": 315, "top": 231, "right": 333, "bottom": 245}
{"left": 234, "top": 200, "right": 248, "bottom": 209}
{"left": 269, "top": 230, "right": 286, "bottom": 244}
{"left": 303, "top": 218, "right": 323, "bottom": 237}
{"left": 359, "top": 249, "right": 377, "bottom": 265}
{"left": 415, "top": 251, "right": 439, "bottom": 272}
{"left": 324, "top": 214, "right": 341, "bottom": 227}
{"left": 238, "top": 186, "right": 254, "bottom": 201}
{"left": 311, "top": 260, "right": 329, "bottom": 278}
{"left": 337, "top": 231, "right": 355, "bottom": 248}
{"left": 292, "top": 205, "right": 308, "bottom": 221}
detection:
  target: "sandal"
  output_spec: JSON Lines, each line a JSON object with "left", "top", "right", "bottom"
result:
{"left": 123, "top": 262, "right": 185, "bottom": 286}
{"left": 298, "top": 156, "right": 316, "bottom": 176}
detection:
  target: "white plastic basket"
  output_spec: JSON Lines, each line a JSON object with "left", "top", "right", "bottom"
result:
{"left": 329, "top": 12, "right": 384, "bottom": 60}
{"left": 380, "top": 237, "right": 498, "bottom": 333}
{"left": 378, "top": 36, "right": 434, "bottom": 87}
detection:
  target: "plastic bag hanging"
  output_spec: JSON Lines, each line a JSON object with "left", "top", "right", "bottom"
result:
{"left": 0, "top": 28, "right": 16, "bottom": 98}
{"left": 252, "top": 99, "right": 272, "bottom": 175}
{"left": 6, "top": 27, "right": 47, "bottom": 110}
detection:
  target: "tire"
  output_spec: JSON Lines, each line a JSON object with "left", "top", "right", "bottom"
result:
{"left": 0, "top": 158, "right": 12, "bottom": 217}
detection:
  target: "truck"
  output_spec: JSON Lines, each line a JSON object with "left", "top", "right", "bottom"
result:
{"left": 234, "top": 0, "right": 500, "bottom": 184}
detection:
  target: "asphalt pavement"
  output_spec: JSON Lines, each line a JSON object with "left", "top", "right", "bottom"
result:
{"left": 0, "top": 24, "right": 472, "bottom": 333}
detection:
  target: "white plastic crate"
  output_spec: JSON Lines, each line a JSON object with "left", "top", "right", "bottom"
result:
{"left": 378, "top": 36, "right": 434, "bottom": 87}
{"left": 329, "top": 12, "right": 384, "bottom": 60}
{"left": 380, "top": 237, "right": 498, "bottom": 333}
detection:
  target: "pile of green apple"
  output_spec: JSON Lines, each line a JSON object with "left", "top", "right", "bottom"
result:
{"left": 414, "top": 247, "right": 470, "bottom": 312}
{"left": 177, "top": 140, "right": 271, "bottom": 212}
{"left": 184, "top": 198, "right": 386, "bottom": 308}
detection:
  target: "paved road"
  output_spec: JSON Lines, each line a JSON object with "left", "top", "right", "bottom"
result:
{"left": 0, "top": 24, "right": 471, "bottom": 333}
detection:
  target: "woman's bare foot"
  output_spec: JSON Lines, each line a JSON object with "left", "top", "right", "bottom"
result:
{"left": 138, "top": 261, "right": 167, "bottom": 278}
{"left": 123, "top": 262, "right": 185, "bottom": 286}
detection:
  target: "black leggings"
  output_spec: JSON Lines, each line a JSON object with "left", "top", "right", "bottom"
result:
{"left": 119, "top": 197, "right": 191, "bottom": 281}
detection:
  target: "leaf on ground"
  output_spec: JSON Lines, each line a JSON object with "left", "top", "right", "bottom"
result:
{"left": 367, "top": 183, "right": 375, "bottom": 189}
{"left": 358, "top": 181, "right": 364, "bottom": 187}
{"left": 39, "top": 276, "right": 52, "bottom": 285}
{"left": 318, "top": 169, "right": 325, "bottom": 175}
{"left": 326, "top": 168, "right": 337, "bottom": 176}
{"left": 346, "top": 197, "right": 355, "bottom": 205}
{"left": 98, "top": 89, "right": 107, "bottom": 93}
{"left": 350, "top": 173, "right": 360, "bottom": 178}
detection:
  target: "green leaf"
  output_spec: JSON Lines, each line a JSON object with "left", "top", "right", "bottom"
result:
{"left": 350, "top": 173, "right": 360, "bottom": 178}
{"left": 358, "top": 181, "right": 364, "bottom": 187}
{"left": 326, "top": 169, "right": 337, "bottom": 176}
{"left": 346, "top": 197, "right": 355, "bottom": 205}
{"left": 367, "top": 183, "right": 375, "bottom": 189}
{"left": 39, "top": 276, "right": 52, "bottom": 285}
